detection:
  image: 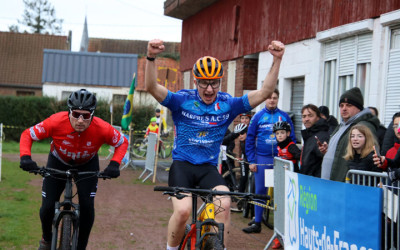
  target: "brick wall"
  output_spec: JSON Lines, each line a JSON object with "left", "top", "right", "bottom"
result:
{"left": 136, "top": 57, "right": 182, "bottom": 93}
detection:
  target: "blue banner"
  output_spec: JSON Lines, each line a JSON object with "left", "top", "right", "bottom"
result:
{"left": 285, "top": 171, "right": 382, "bottom": 249}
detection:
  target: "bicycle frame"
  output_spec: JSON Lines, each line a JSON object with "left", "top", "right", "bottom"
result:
{"left": 154, "top": 186, "right": 269, "bottom": 250}
{"left": 180, "top": 193, "right": 224, "bottom": 250}
{"left": 31, "top": 168, "right": 110, "bottom": 250}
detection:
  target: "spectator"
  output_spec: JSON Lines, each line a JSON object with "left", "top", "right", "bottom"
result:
{"left": 384, "top": 112, "right": 400, "bottom": 162}
{"left": 299, "top": 104, "right": 330, "bottom": 177}
{"left": 273, "top": 121, "right": 301, "bottom": 171}
{"left": 381, "top": 114, "right": 400, "bottom": 156}
{"left": 244, "top": 88, "right": 295, "bottom": 237}
{"left": 240, "top": 111, "right": 252, "bottom": 126}
{"left": 144, "top": 117, "right": 159, "bottom": 138}
{"left": 318, "top": 105, "right": 338, "bottom": 135}
{"left": 343, "top": 124, "right": 381, "bottom": 173}
{"left": 368, "top": 106, "right": 387, "bottom": 149}
{"left": 155, "top": 108, "right": 168, "bottom": 136}
{"left": 319, "top": 87, "right": 379, "bottom": 182}
{"left": 221, "top": 123, "right": 248, "bottom": 192}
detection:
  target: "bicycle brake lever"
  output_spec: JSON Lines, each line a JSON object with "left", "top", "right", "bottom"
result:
{"left": 175, "top": 193, "right": 186, "bottom": 200}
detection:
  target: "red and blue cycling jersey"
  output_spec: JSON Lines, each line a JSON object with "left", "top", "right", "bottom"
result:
{"left": 20, "top": 111, "right": 128, "bottom": 166}
{"left": 161, "top": 89, "right": 252, "bottom": 165}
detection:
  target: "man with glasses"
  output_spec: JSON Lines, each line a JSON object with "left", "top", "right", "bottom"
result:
{"left": 19, "top": 89, "right": 128, "bottom": 250}
{"left": 145, "top": 39, "right": 285, "bottom": 250}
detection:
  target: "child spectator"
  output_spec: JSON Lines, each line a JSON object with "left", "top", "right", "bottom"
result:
{"left": 145, "top": 117, "right": 159, "bottom": 138}
{"left": 273, "top": 121, "right": 301, "bottom": 172}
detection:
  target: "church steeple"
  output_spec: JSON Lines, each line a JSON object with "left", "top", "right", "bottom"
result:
{"left": 80, "top": 16, "right": 89, "bottom": 52}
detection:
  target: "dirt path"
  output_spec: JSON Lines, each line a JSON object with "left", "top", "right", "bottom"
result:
{"left": 4, "top": 153, "right": 275, "bottom": 249}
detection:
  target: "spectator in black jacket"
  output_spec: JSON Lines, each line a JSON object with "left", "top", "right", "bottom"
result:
{"left": 319, "top": 105, "right": 338, "bottom": 135}
{"left": 381, "top": 119, "right": 400, "bottom": 156}
{"left": 300, "top": 104, "right": 330, "bottom": 177}
{"left": 368, "top": 106, "right": 387, "bottom": 150}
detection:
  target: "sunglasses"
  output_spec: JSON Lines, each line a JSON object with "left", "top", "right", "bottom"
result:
{"left": 70, "top": 109, "right": 93, "bottom": 120}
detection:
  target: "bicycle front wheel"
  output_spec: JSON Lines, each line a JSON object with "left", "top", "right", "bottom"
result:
{"left": 132, "top": 139, "right": 147, "bottom": 158}
{"left": 203, "top": 235, "right": 224, "bottom": 250}
{"left": 58, "top": 214, "right": 73, "bottom": 250}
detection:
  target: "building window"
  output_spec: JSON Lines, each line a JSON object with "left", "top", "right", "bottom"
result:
{"left": 390, "top": 27, "right": 400, "bottom": 49}
{"left": 322, "top": 33, "right": 372, "bottom": 118}
{"left": 322, "top": 60, "right": 336, "bottom": 114}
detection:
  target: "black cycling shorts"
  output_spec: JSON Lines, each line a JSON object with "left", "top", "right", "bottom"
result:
{"left": 168, "top": 160, "right": 226, "bottom": 189}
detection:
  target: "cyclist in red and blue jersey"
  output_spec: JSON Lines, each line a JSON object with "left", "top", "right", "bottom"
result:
{"left": 19, "top": 89, "right": 128, "bottom": 250}
{"left": 145, "top": 39, "right": 285, "bottom": 250}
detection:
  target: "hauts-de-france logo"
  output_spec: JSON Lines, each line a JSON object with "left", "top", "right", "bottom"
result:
{"left": 287, "top": 177, "right": 298, "bottom": 245}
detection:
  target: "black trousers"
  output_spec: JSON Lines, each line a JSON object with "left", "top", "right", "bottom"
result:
{"left": 40, "top": 153, "right": 99, "bottom": 250}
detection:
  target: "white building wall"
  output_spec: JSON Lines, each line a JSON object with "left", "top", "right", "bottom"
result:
{"left": 257, "top": 10, "right": 400, "bottom": 126}
{"left": 257, "top": 39, "right": 322, "bottom": 112}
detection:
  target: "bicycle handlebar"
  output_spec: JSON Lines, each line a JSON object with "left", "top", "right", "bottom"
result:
{"left": 29, "top": 167, "right": 113, "bottom": 179}
{"left": 154, "top": 186, "right": 269, "bottom": 201}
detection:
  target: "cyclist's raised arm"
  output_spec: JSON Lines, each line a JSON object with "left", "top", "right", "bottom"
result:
{"left": 247, "top": 40, "right": 284, "bottom": 108}
{"left": 145, "top": 39, "right": 168, "bottom": 103}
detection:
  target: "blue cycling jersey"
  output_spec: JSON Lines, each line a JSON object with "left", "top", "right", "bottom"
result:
{"left": 246, "top": 107, "right": 296, "bottom": 164}
{"left": 161, "top": 89, "right": 252, "bottom": 165}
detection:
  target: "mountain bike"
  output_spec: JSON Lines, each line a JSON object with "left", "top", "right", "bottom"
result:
{"left": 221, "top": 158, "right": 241, "bottom": 192}
{"left": 154, "top": 186, "right": 269, "bottom": 250}
{"left": 30, "top": 167, "right": 111, "bottom": 250}
{"left": 131, "top": 137, "right": 172, "bottom": 159}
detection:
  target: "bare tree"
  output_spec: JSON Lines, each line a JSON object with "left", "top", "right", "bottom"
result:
{"left": 9, "top": 0, "right": 63, "bottom": 34}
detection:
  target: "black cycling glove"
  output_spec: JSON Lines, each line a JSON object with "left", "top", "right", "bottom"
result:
{"left": 20, "top": 155, "right": 39, "bottom": 172}
{"left": 104, "top": 161, "right": 120, "bottom": 178}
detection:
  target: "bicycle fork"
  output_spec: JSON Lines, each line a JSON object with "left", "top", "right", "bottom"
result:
{"left": 196, "top": 202, "right": 224, "bottom": 249}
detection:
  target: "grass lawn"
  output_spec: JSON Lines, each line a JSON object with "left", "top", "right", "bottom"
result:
{"left": 0, "top": 159, "right": 42, "bottom": 248}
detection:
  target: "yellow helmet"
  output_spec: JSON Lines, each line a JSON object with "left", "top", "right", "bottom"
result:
{"left": 192, "top": 56, "right": 224, "bottom": 80}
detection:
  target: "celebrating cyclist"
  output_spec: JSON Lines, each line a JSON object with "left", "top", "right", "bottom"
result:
{"left": 145, "top": 39, "right": 284, "bottom": 250}
{"left": 19, "top": 89, "right": 128, "bottom": 250}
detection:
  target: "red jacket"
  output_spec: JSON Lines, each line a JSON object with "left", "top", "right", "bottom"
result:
{"left": 20, "top": 112, "right": 128, "bottom": 166}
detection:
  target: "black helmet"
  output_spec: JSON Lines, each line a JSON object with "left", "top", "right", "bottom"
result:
{"left": 67, "top": 89, "right": 97, "bottom": 112}
{"left": 273, "top": 121, "right": 291, "bottom": 133}
{"left": 240, "top": 111, "right": 252, "bottom": 118}
{"left": 155, "top": 108, "right": 161, "bottom": 112}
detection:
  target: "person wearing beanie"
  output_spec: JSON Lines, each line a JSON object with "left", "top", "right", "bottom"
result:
{"left": 318, "top": 87, "right": 380, "bottom": 182}
{"left": 319, "top": 105, "right": 338, "bottom": 135}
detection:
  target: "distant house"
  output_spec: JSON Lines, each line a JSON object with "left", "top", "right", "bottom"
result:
{"left": 42, "top": 49, "right": 138, "bottom": 104}
{"left": 0, "top": 32, "right": 69, "bottom": 96}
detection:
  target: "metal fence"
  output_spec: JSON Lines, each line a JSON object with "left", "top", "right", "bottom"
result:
{"left": 264, "top": 157, "right": 294, "bottom": 250}
{"left": 346, "top": 169, "right": 399, "bottom": 250}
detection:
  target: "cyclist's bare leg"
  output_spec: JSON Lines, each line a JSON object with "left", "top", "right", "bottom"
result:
{"left": 213, "top": 185, "right": 231, "bottom": 244}
{"left": 167, "top": 196, "right": 192, "bottom": 247}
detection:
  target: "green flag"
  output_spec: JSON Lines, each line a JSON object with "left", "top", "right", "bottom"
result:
{"left": 121, "top": 74, "right": 136, "bottom": 131}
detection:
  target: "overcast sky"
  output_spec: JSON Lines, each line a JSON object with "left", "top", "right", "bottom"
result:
{"left": 0, "top": 0, "right": 182, "bottom": 51}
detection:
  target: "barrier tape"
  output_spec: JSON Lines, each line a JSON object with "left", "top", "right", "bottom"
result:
{"left": 225, "top": 152, "right": 274, "bottom": 166}
{"left": 2, "top": 125, "right": 25, "bottom": 129}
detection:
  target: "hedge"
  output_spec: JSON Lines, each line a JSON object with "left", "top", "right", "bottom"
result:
{"left": 0, "top": 96, "right": 156, "bottom": 141}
